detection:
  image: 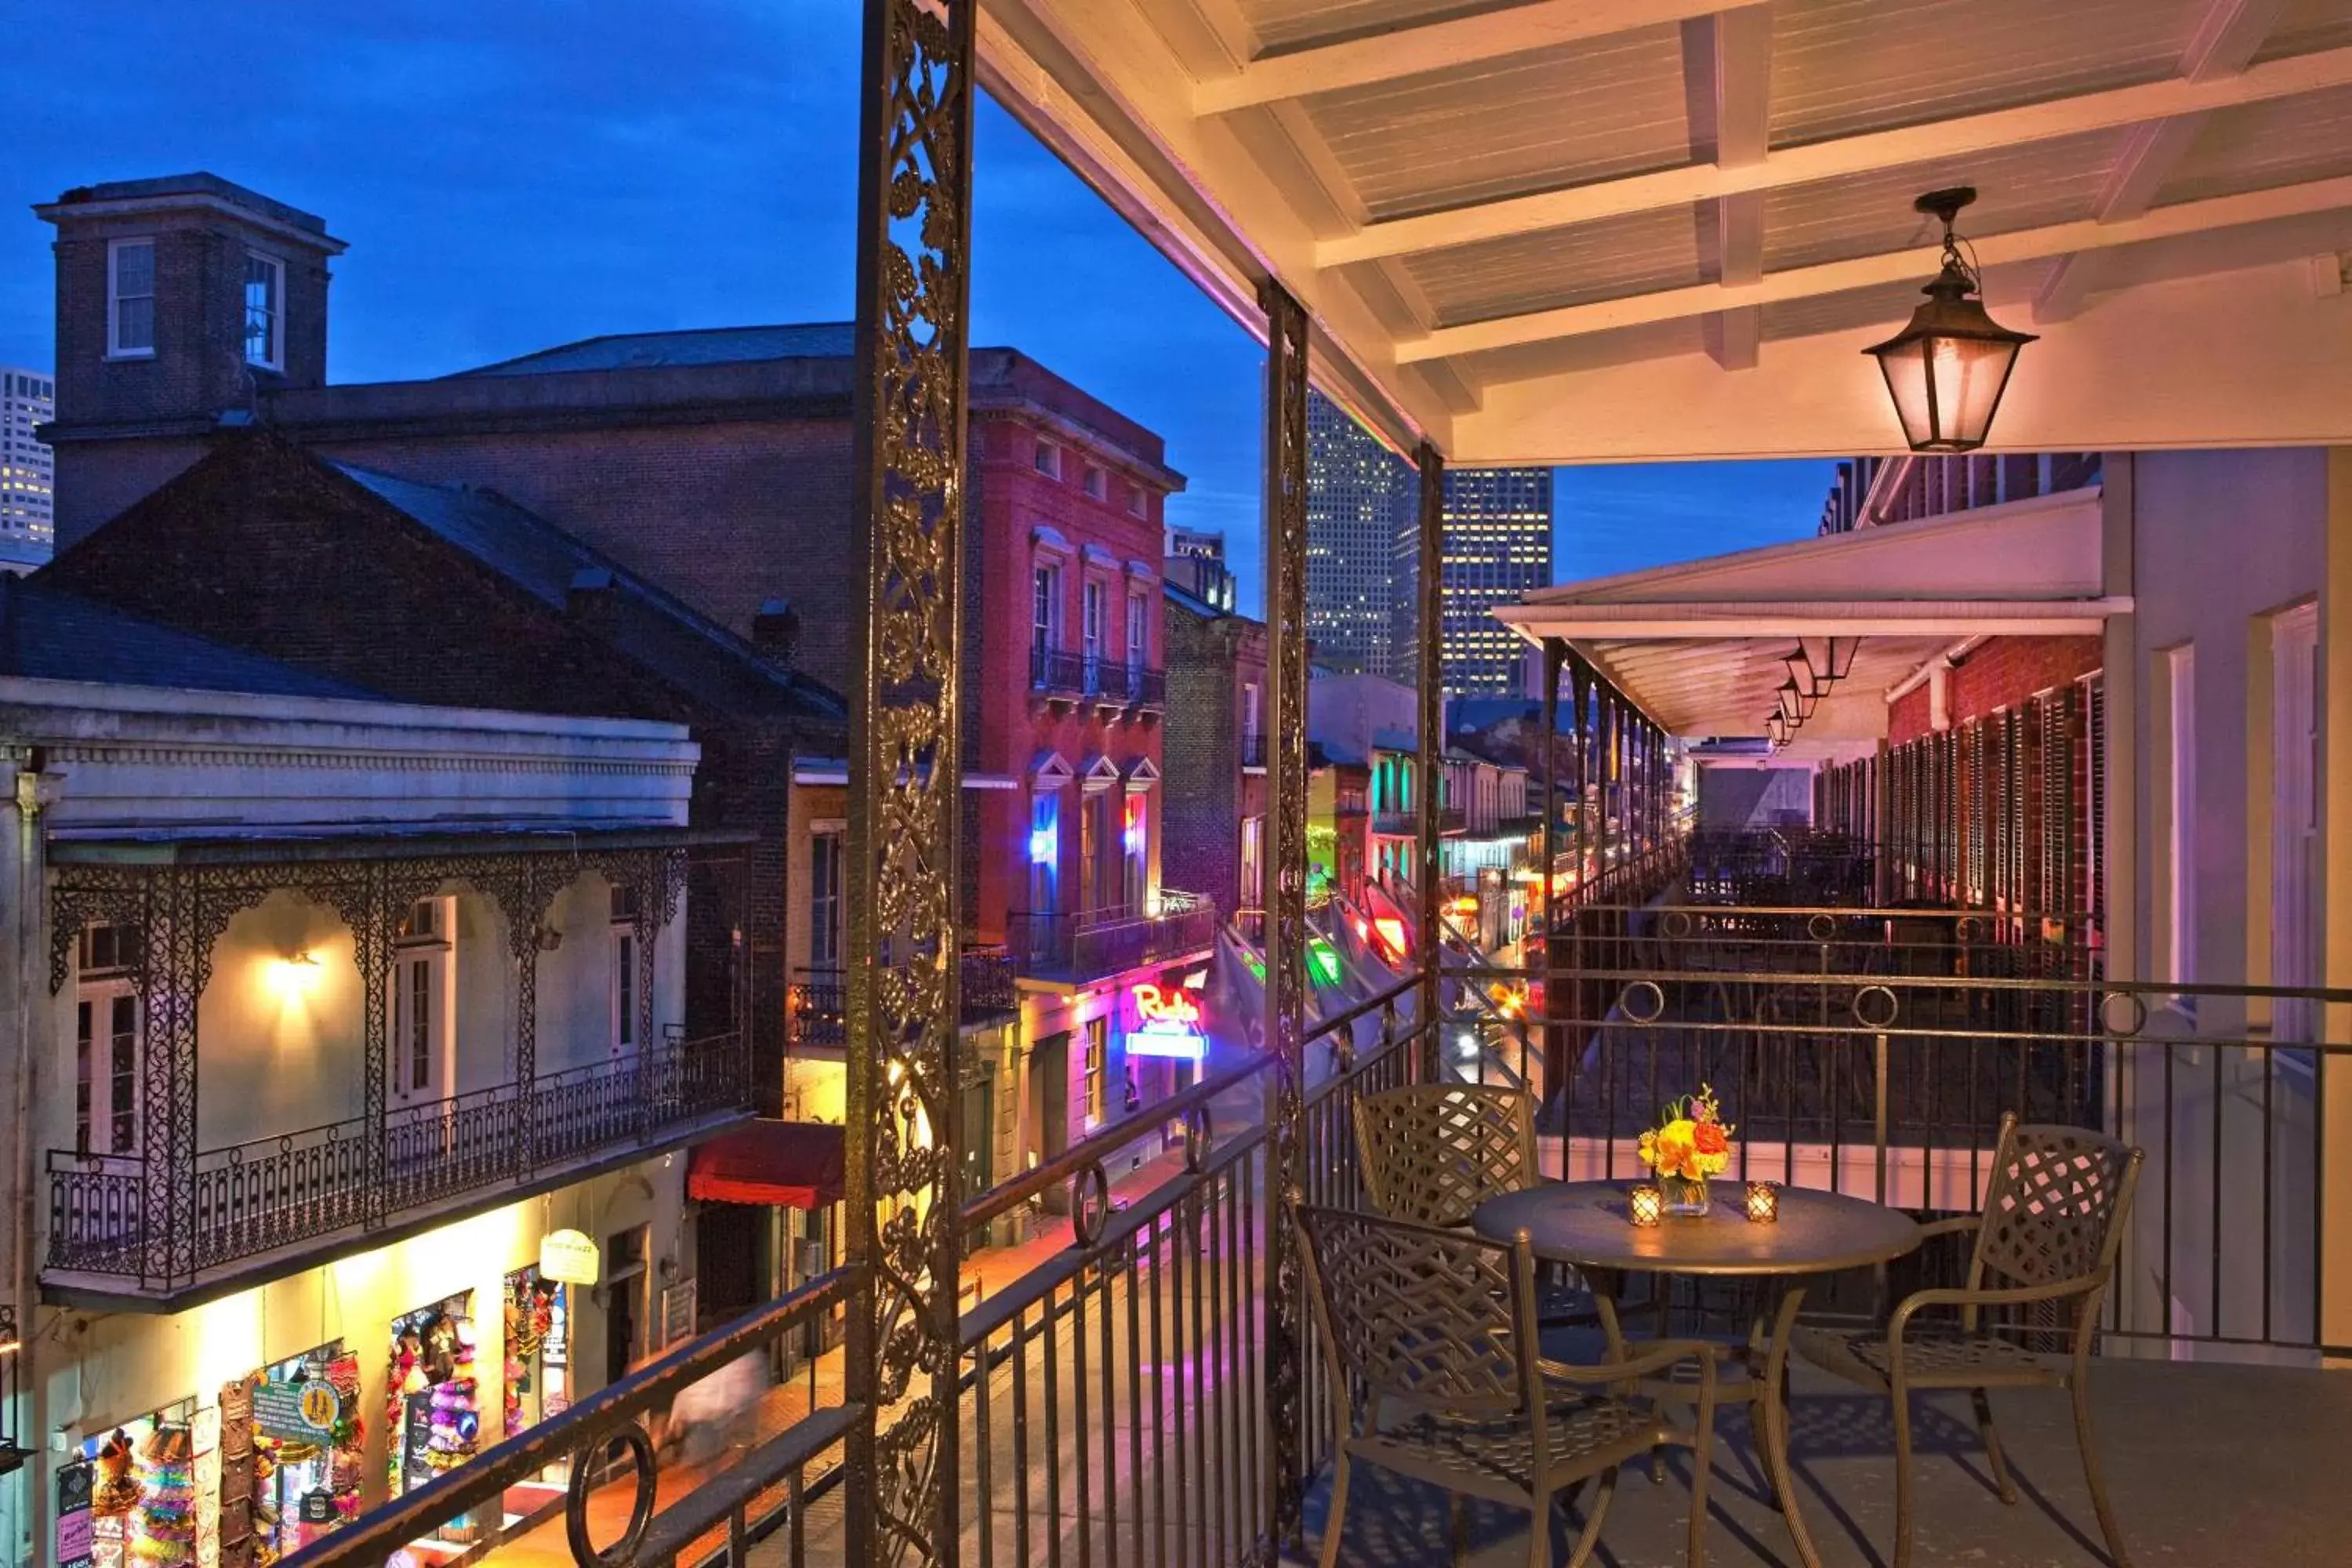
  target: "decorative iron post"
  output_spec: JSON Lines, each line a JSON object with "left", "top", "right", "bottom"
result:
{"left": 1259, "top": 278, "right": 1312, "bottom": 1552}
{"left": 144, "top": 867, "right": 198, "bottom": 1288}
{"left": 1537, "top": 639, "right": 1563, "bottom": 1106}
{"left": 1570, "top": 655, "right": 1594, "bottom": 888}
{"left": 844, "top": 2, "right": 974, "bottom": 1564}
{"left": 1414, "top": 441, "right": 1444, "bottom": 1069}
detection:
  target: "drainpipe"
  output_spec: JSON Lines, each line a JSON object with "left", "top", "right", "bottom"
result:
{"left": 1886, "top": 635, "right": 1987, "bottom": 708}
{"left": 9, "top": 748, "right": 57, "bottom": 1561}
{"left": 1858, "top": 454, "right": 1920, "bottom": 528}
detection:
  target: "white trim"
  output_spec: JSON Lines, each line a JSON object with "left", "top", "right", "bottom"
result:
{"left": 242, "top": 247, "right": 285, "bottom": 372}
{"left": 1083, "top": 543, "right": 1122, "bottom": 569}
{"left": 106, "top": 237, "right": 156, "bottom": 361}
{"left": 1031, "top": 524, "right": 1075, "bottom": 555}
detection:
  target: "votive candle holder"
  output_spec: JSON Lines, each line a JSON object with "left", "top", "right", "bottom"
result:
{"left": 1628, "top": 1183, "right": 1664, "bottom": 1227}
{"left": 1744, "top": 1181, "right": 1780, "bottom": 1224}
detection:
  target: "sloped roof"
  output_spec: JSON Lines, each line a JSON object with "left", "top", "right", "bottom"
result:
{"left": 0, "top": 574, "right": 374, "bottom": 700}
{"left": 328, "top": 463, "right": 847, "bottom": 728}
{"left": 453, "top": 324, "right": 859, "bottom": 377}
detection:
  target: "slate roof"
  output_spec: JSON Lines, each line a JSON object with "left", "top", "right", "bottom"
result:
{"left": 328, "top": 463, "right": 848, "bottom": 727}
{"left": 0, "top": 574, "right": 374, "bottom": 699}
{"left": 453, "top": 324, "right": 858, "bottom": 377}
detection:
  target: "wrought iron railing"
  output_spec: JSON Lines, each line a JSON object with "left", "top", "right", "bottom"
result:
{"left": 790, "top": 946, "right": 1016, "bottom": 1049}
{"left": 1007, "top": 892, "right": 1218, "bottom": 981}
{"left": 1453, "top": 935, "right": 2345, "bottom": 1359}
{"left": 1239, "top": 734, "right": 1267, "bottom": 768}
{"left": 1132, "top": 664, "right": 1167, "bottom": 707}
{"left": 1029, "top": 645, "right": 1087, "bottom": 695}
{"left": 47, "top": 1031, "right": 750, "bottom": 1284}
{"left": 1685, "top": 826, "right": 1878, "bottom": 907}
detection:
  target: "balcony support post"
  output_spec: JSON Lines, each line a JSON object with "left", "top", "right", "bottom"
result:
{"left": 145, "top": 867, "right": 198, "bottom": 1289}
{"left": 1538, "top": 639, "right": 1564, "bottom": 1105}
{"left": 1259, "top": 274, "right": 1313, "bottom": 1553}
{"left": 1414, "top": 441, "right": 1445, "bottom": 1074}
{"left": 322, "top": 866, "right": 399, "bottom": 1232}
{"left": 844, "top": 1, "right": 975, "bottom": 1562}
{"left": 1570, "top": 652, "right": 1591, "bottom": 891}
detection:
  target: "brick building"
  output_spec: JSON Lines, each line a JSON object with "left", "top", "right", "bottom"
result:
{"left": 37, "top": 171, "right": 1208, "bottom": 1194}
{"left": 1162, "top": 582, "right": 1269, "bottom": 925}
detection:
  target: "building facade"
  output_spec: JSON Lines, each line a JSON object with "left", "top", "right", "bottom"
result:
{"left": 1163, "top": 525, "right": 1236, "bottom": 612}
{"left": 0, "top": 585, "right": 739, "bottom": 1567}
{"left": 1304, "top": 389, "right": 1412, "bottom": 677}
{"left": 2, "top": 368, "right": 55, "bottom": 572}
{"left": 1403, "top": 466, "right": 1554, "bottom": 696}
{"left": 1161, "top": 583, "right": 1269, "bottom": 927}
{"left": 34, "top": 171, "right": 1207, "bottom": 1219}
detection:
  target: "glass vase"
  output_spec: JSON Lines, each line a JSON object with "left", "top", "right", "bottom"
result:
{"left": 1661, "top": 1174, "right": 1711, "bottom": 1218}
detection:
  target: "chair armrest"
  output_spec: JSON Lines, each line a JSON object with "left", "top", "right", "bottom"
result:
{"left": 1537, "top": 1338, "right": 1719, "bottom": 1388}
{"left": 1889, "top": 1271, "right": 2110, "bottom": 1341}
{"left": 1915, "top": 1214, "right": 1981, "bottom": 1241}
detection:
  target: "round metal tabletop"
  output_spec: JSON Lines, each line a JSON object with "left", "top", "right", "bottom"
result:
{"left": 1472, "top": 1181, "right": 1924, "bottom": 1277}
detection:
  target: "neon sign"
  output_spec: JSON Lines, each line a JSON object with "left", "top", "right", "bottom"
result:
{"left": 1306, "top": 937, "right": 1342, "bottom": 989}
{"left": 1372, "top": 916, "right": 1409, "bottom": 960}
{"left": 1126, "top": 982, "right": 1205, "bottom": 1061}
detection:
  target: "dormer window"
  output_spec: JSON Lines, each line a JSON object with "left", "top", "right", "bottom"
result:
{"left": 1033, "top": 441, "right": 1061, "bottom": 478}
{"left": 243, "top": 251, "right": 284, "bottom": 370}
{"left": 1082, "top": 464, "right": 1107, "bottom": 500}
{"left": 107, "top": 239, "right": 155, "bottom": 358}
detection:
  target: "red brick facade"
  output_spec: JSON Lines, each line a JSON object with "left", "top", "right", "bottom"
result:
{"left": 1887, "top": 636, "right": 2104, "bottom": 744}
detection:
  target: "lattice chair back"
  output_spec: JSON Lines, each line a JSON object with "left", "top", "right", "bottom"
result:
{"left": 1352, "top": 1084, "right": 1539, "bottom": 1229}
{"left": 1293, "top": 1202, "right": 1544, "bottom": 1439}
{"left": 1968, "top": 1114, "right": 2143, "bottom": 1301}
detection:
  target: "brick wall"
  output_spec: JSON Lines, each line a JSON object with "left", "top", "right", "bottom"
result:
{"left": 1163, "top": 596, "right": 1239, "bottom": 913}
{"left": 1887, "top": 636, "right": 2103, "bottom": 743}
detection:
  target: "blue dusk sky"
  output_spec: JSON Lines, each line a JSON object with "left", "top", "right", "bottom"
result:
{"left": 5, "top": 0, "right": 1835, "bottom": 612}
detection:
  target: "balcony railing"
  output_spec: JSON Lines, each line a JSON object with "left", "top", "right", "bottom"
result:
{"left": 46, "top": 1031, "right": 750, "bottom": 1287}
{"left": 789, "top": 946, "right": 1018, "bottom": 1050}
{"left": 1373, "top": 804, "right": 1464, "bottom": 837}
{"left": 1240, "top": 733, "right": 1266, "bottom": 768}
{"left": 1006, "top": 891, "right": 1217, "bottom": 981}
{"left": 1027, "top": 646, "right": 1165, "bottom": 710}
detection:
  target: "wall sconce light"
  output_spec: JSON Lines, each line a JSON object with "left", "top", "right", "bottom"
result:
{"left": 268, "top": 950, "right": 322, "bottom": 998}
{"left": 1865, "top": 187, "right": 2036, "bottom": 453}
{"left": 535, "top": 925, "right": 564, "bottom": 953}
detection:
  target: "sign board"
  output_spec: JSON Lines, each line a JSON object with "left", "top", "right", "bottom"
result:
{"left": 252, "top": 1378, "right": 339, "bottom": 1443}
{"left": 54, "top": 1462, "right": 93, "bottom": 1568}
{"left": 539, "top": 1229, "right": 601, "bottom": 1285}
{"left": 1123, "top": 982, "right": 1206, "bottom": 1062}
{"left": 660, "top": 1279, "right": 698, "bottom": 1348}
{"left": 299, "top": 1490, "right": 339, "bottom": 1526}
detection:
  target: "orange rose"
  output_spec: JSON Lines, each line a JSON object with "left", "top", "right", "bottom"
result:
{"left": 1693, "top": 1123, "right": 1729, "bottom": 1157}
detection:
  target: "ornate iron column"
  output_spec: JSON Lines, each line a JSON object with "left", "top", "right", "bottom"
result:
{"left": 143, "top": 867, "right": 197, "bottom": 1287}
{"left": 1259, "top": 277, "right": 1312, "bottom": 1552}
{"left": 1570, "top": 656, "right": 1594, "bottom": 887}
{"left": 1537, "top": 639, "right": 1563, "bottom": 1105}
{"left": 844, "top": 2, "right": 974, "bottom": 1563}
{"left": 1413, "top": 441, "right": 1444, "bottom": 1066}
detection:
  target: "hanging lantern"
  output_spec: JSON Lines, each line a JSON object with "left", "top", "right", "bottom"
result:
{"left": 1864, "top": 187, "right": 2035, "bottom": 454}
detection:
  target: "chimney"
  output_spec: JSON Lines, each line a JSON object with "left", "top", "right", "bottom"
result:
{"left": 752, "top": 597, "right": 800, "bottom": 667}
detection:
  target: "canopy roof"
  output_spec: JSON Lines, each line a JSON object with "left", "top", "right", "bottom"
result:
{"left": 984, "top": 0, "right": 2352, "bottom": 460}
{"left": 1495, "top": 484, "right": 2114, "bottom": 753}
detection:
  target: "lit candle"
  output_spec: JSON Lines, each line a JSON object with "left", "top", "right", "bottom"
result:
{"left": 1628, "top": 1183, "right": 1664, "bottom": 1227}
{"left": 1745, "top": 1181, "right": 1780, "bottom": 1224}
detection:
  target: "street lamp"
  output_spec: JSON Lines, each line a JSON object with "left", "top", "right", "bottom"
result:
{"left": 1864, "top": 187, "right": 2036, "bottom": 453}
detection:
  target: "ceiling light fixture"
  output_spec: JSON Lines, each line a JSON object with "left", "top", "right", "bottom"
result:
{"left": 1864, "top": 187, "right": 2036, "bottom": 453}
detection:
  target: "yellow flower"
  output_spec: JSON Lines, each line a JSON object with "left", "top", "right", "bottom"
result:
{"left": 1636, "top": 1130, "right": 1659, "bottom": 1167}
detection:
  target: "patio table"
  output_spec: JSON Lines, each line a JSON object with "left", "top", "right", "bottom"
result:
{"left": 1473, "top": 1181, "right": 1922, "bottom": 1568}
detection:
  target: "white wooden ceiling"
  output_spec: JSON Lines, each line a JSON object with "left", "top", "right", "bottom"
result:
{"left": 979, "top": 0, "right": 2352, "bottom": 462}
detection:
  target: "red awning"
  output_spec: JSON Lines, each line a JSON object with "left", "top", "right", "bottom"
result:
{"left": 688, "top": 1120, "right": 845, "bottom": 1210}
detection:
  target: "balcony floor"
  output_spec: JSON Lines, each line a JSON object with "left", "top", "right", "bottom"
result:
{"left": 1309, "top": 1354, "right": 2349, "bottom": 1567}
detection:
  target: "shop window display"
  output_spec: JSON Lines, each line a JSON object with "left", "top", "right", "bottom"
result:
{"left": 247, "top": 1344, "right": 363, "bottom": 1564}
{"left": 64, "top": 1399, "right": 200, "bottom": 1568}
{"left": 386, "top": 1293, "right": 479, "bottom": 1536}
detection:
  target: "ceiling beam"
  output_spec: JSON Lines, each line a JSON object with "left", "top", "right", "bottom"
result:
{"left": 2035, "top": 0, "right": 2293, "bottom": 322}
{"left": 1686, "top": 5, "right": 1773, "bottom": 369}
{"left": 1396, "top": 171, "right": 2352, "bottom": 360}
{"left": 1319, "top": 41, "right": 2352, "bottom": 267}
{"left": 1192, "top": 0, "right": 1721, "bottom": 114}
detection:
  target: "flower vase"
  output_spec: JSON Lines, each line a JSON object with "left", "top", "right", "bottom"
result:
{"left": 1661, "top": 1174, "right": 1711, "bottom": 1218}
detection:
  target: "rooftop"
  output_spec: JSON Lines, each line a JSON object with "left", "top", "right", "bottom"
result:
{"left": 0, "top": 573, "right": 373, "bottom": 701}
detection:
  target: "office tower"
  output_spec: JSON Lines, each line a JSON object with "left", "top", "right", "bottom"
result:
{"left": 0, "top": 368, "right": 55, "bottom": 571}
{"left": 1305, "top": 389, "right": 1412, "bottom": 676}
{"left": 1393, "top": 466, "right": 1554, "bottom": 696}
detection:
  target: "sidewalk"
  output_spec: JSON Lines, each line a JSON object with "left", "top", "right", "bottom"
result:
{"left": 462, "top": 1145, "right": 1195, "bottom": 1568}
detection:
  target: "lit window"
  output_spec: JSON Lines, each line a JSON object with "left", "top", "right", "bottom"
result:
{"left": 809, "top": 831, "right": 844, "bottom": 967}
{"left": 107, "top": 239, "right": 155, "bottom": 358}
{"left": 244, "top": 251, "right": 284, "bottom": 369}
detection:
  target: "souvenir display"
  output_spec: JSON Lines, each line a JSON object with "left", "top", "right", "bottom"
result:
{"left": 127, "top": 1425, "right": 194, "bottom": 1566}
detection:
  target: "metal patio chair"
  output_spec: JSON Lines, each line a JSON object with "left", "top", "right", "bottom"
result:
{"left": 1792, "top": 1114, "right": 2144, "bottom": 1568}
{"left": 1294, "top": 1202, "right": 1718, "bottom": 1568}
{"left": 1355, "top": 1083, "right": 1598, "bottom": 1324}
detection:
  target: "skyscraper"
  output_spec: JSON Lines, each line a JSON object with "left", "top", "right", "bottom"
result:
{"left": 1304, "top": 389, "right": 1412, "bottom": 676}
{"left": 0, "top": 368, "right": 55, "bottom": 573}
{"left": 1421, "top": 466, "right": 1553, "bottom": 695}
